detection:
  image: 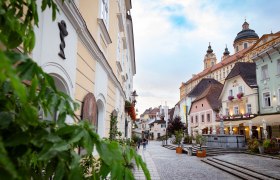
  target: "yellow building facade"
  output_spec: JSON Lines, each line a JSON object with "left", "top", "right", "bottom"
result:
{"left": 32, "top": 0, "right": 136, "bottom": 138}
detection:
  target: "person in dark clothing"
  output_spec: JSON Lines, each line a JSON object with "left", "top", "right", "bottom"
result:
{"left": 142, "top": 138, "right": 147, "bottom": 149}
{"left": 137, "top": 139, "right": 141, "bottom": 149}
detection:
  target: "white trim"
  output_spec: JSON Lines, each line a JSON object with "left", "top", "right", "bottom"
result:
{"left": 97, "top": 18, "right": 112, "bottom": 44}
{"left": 55, "top": 0, "right": 127, "bottom": 100}
{"left": 262, "top": 91, "right": 271, "bottom": 108}
{"left": 117, "top": 13, "right": 124, "bottom": 32}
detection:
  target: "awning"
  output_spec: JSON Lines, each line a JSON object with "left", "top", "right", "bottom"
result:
{"left": 248, "top": 114, "right": 280, "bottom": 126}
{"left": 224, "top": 120, "right": 250, "bottom": 127}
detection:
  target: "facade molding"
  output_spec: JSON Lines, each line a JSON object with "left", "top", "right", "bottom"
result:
{"left": 55, "top": 0, "right": 127, "bottom": 99}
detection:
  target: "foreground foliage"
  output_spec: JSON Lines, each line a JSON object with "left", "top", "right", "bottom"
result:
{"left": 0, "top": 0, "right": 150, "bottom": 179}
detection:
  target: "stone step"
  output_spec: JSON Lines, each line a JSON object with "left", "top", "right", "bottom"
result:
{"left": 211, "top": 157, "right": 280, "bottom": 180}
{"left": 202, "top": 158, "right": 275, "bottom": 180}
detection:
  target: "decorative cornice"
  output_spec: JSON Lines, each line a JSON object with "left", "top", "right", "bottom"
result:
{"left": 55, "top": 0, "right": 126, "bottom": 99}
{"left": 97, "top": 18, "right": 112, "bottom": 44}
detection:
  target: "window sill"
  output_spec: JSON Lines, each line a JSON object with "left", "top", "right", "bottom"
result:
{"left": 276, "top": 74, "right": 280, "bottom": 78}
{"left": 261, "top": 78, "right": 270, "bottom": 84}
{"left": 262, "top": 106, "right": 273, "bottom": 110}
{"left": 97, "top": 18, "right": 112, "bottom": 44}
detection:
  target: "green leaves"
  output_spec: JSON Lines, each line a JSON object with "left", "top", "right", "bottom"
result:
{"left": 0, "top": 0, "right": 151, "bottom": 179}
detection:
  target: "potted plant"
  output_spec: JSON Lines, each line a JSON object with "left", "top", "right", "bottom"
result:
{"left": 237, "top": 92, "right": 244, "bottom": 99}
{"left": 174, "top": 130, "right": 183, "bottom": 154}
{"left": 247, "top": 138, "right": 259, "bottom": 153}
{"left": 228, "top": 95, "right": 234, "bottom": 101}
{"left": 195, "top": 135, "right": 206, "bottom": 157}
{"left": 263, "top": 138, "right": 279, "bottom": 154}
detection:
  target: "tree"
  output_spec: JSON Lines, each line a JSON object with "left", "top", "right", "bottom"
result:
{"left": 0, "top": 0, "right": 150, "bottom": 179}
{"left": 167, "top": 116, "right": 185, "bottom": 135}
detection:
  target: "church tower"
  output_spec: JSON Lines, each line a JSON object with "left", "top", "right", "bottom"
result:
{"left": 204, "top": 43, "right": 217, "bottom": 69}
{"left": 222, "top": 45, "right": 230, "bottom": 61}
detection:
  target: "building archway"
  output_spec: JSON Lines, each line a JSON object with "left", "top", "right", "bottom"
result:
{"left": 44, "top": 73, "right": 72, "bottom": 123}
{"left": 81, "top": 93, "right": 98, "bottom": 129}
{"left": 96, "top": 98, "right": 105, "bottom": 137}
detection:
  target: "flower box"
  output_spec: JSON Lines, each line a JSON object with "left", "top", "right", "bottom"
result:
{"left": 228, "top": 95, "right": 234, "bottom": 101}
{"left": 237, "top": 92, "right": 244, "bottom": 99}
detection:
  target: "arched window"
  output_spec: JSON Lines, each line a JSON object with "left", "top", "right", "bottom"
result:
{"left": 82, "top": 93, "right": 98, "bottom": 131}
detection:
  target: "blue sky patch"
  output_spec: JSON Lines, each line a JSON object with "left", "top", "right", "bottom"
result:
{"left": 169, "top": 15, "right": 195, "bottom": 30}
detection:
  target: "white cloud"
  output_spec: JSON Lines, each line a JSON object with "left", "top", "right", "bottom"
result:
{"left": 132, "top": 0, "right": 280, "bottom": 115}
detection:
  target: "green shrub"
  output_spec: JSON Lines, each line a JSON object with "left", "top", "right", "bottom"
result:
{"left": 183, "top": 135, "right": 193, "bottom": 144}
{"left": 248, "top": 138, "right": 259, "bottom": 153}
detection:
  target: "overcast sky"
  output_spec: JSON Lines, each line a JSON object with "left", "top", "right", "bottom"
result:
{"left": 131, "top": 0, "right": 280, "bottom": 115}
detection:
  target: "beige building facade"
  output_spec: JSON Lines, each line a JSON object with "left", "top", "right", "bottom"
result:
{"left": 33, "top": 0, "right": 136, "bottom": 138}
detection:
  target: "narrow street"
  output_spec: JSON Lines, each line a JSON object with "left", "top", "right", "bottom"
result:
{"left": 134, "top": 141, "right": 239, "bottom": 180}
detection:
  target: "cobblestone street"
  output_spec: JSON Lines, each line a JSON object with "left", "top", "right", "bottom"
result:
{"left": 134, "top": 141, "right": 239, "bottom": 180}
{"left": 134, "top": 141, "right": 280, "bottom": 180}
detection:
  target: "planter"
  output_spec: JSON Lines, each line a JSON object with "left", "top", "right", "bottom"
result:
{"left": 196, "top": 149, "right": 206, "bottom": 158}
{"left": 176, "top": 147, "right": 183, "bottom": 154}
{"left": 264, "top": 147, "right": 280, "bottom": 154}
{"left": 258, "top": 146, "right": 264, "bottom": 154}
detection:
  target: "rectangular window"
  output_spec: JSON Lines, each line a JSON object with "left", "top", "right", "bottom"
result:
{"left": 244, "top": 43, "right": 248, "bottom": 49}
{"left": 161, "top": 124, "right": 166, "bottom": 128}
{"left": 207, "top": 114, "right": 210, "bottom": 122}
{"left": 234, "top": 106, "right": 239, "bottom": 115}
{"left": 229, "top": 89, "right": 233, "bottom": 96}
{"left": 191, "top": 116, "right": 193, "bottom": 123}
{"left": 263, "top": 92, "right": 271, "bottom": 107}
{"left": 238, "top": 86, "right": 243, "bottom": 93}
{"left": 261, "top": 65, "right": 269, "bottom": 80}
{"left": 195, "top": 115, "right": 198, "bottom": 123}
{"left": 277, "top": 59, "right": 280, "bottom": 74}
{"left": 247, "top": 104, "right": 252, "bottom": 114}
{"left": 225, "top": 108, "right": 229, "bottom": 116}
{"left": 201, "top": 114, "right": 204, "bottom": 122}
{"left": 101, "top": 0, "right": 109, "bottom": 27}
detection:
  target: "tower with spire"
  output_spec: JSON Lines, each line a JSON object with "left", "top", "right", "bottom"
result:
{"left": 222, "top": 45, "right": 230, "bottom": 61}
{"left": 204, "top": 42, "right": 217, "bottom": 69}
{"left": 233, "top": 20, "right": 259, "bottom": 53}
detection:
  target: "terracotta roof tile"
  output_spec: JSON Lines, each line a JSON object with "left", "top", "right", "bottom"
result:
{"left": 186, "top": 48, "right": 251, "bottom": 84}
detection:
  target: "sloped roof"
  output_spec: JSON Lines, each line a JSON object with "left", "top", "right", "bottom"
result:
{"left": 149, "top": 108, "right": 159, "bottom": 116}
{"left": 186, "top": 48, "right": 250, "bottom": 84}
{"left": 150, "top": 119, "right": 166, "bottom": 125}
{"left": 225, "top": 62, "right": 257, "bottom": 88}
{"left": 188, "top": 78, "right": 222, "bottom": 97}
{"left": 191, "top": 83, "right": 223, "bottom": 112}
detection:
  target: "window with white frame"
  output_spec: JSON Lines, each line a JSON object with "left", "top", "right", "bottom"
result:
{"left": 207, "top": 114, "right": 210, "bottom": 122}
{"left": 191, "top": 116, "right": 193, "bottom": 123}
{"left": 225, "top": 108, "right": 229, "bottom": 116}
{"left": 201, "top": 114, "right": 204, "bottom": 122}
{"left": 261, "top": 65, "right": 269, "bottom": 80}
{"left": 234, "top": 106, "right": 239, "bottom": 115}
{"left": 229, "top": 89, "right": 233, "bottom": 96}
{"left": 247, "top": 104, "right": 252, "bottom": 114}
{"left": 100, "top": 0, "right": 109, "bottom": 27}
{"left": 238, "top": 86, "right": 243, "bottom": 93}
{"left": 195, "top": 115, "right": 198, "bottom": 123}
{"left": 161, "top": 124, "right": 166, "bottom": 128}
{"left": 277, "top": 59, "right": 280, "bottom": 74}
{"left": 244, "top": 43, "right": 248, "bottom": 49}
{"left": 263, "top": 92, "right": 271, "bottom": 107}
{"left": 117, "top": 32, "right": 121, "bottom": 61}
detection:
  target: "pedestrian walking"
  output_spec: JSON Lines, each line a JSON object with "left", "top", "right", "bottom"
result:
{"left": 137, "top": 138, "right": 141, "bottom": 149}
{"left": 143, "top": 138, "right": 147, "bottom": 149}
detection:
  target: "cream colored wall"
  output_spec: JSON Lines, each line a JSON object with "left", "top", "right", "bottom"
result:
{"left": 105, "top": 79, "right": 116, "bottom": 136}
{"left": 220, "top": 75, "right": 258, "bottom": 116}
{"left": 78, "top": 0, "right": 99, "bottom": 41}
{"left": 74, "top": 40, "right": 96, "bottom": 118}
